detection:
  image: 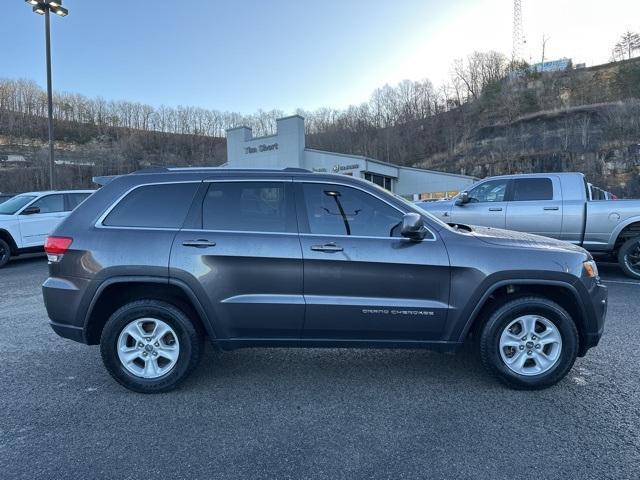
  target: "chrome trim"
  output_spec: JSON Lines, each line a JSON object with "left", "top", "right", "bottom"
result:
{"left": 300, "top": 233, "right": 436, "bottom": 242}
{"left": 179, "top": 228, "right": 296, "bottom": 236}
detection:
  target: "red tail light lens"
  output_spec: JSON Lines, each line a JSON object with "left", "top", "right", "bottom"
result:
{"left": 44, "top": 236, "right": 73, "bottom": 255}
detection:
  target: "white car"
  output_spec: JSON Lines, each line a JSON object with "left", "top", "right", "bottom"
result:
{"left": 0, "top": 190, "right": 94, "bottom": 268}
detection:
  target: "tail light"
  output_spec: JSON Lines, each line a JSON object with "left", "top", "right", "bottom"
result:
{"left": 44, "top": 236, "right": 73, "bottom": 262}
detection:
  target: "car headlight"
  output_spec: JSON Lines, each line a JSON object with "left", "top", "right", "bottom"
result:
{"left": 583, "top": 260, "right": 599, "bottom": 278}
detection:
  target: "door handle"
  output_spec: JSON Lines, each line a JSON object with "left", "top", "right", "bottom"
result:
{"left": 488, "top": 207, "right": 503, "bottom": 211}
{"left": 543, "top": 206, "right": 559, "bottom": 211}
{"left": 442, "top": 212, "right": 449, "bottom": 217}
{"left": 311, "top": 243, "right": 344, "bottom": 253}
{"left": 182, "top": 239, "right": 216, "bottom": 248}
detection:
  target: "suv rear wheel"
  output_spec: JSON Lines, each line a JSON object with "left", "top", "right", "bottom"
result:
{"left": 100, "top": 299, "right": 203, "bottom": 393}
{"left": 479, "top": 296, "right": 578, "bottom": 390}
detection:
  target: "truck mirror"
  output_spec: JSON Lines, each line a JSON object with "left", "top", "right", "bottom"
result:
{"left": 455, "top": 191, "right": 469, "bottom": 206}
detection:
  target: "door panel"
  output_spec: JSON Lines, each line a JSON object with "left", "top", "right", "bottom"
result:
{"left": 449, "top": 179, "right": 509, "bottom": 229}
{"left": 297, "top": 182, "right": 450, "bottom": 341}
{"left": 506, "top": 177, "right": 562, "bottom": 238}
{"left": 300, "top": 235, "right": 450, "bottom": 340}
{"left": 169, "top": 181, "right": 304, "bottom": 339}
{"left": 18, "top": 194, "right": 67, "bottom": 246}
{"left": 449, "top": 202, "right": 507, "bottom": 229}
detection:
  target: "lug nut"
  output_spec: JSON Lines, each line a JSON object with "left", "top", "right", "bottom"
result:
{"left": 535, "top": 344, "right": 541, "bottom": 349}
{"left": 519, "top": 345, "right": 525, "bottom": 350}
{"left": 154, "top": 342, "right": 159, "bottom": 347}
{"left": 532, "top": 335, "right": 537, "bottom": 340}
{"left": 138, "top": 342, "right": 143, "bottom": 348}
{"left": 142, "top": 352, "right": 147, "bottom": 356}
{"left": 521, "top": 336, "right": 527, "bottom": 341}
{"left": 153, "top": 352, "right": 158, "bottom": 356}
{"left": 527, "top": 350, "right": 532, "bottom": 355}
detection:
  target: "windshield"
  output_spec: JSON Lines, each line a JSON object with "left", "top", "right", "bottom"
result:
{"left": 0, "top": 195, "right": 36, "bottom": 215}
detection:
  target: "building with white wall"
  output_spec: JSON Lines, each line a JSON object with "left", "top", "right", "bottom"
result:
{"left": 226, "top": 115, "right": 475, "bottom": 199}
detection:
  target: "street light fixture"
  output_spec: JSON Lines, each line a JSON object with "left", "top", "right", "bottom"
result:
{"left": 24, "top": 0, "right": 69, "bottom": 190}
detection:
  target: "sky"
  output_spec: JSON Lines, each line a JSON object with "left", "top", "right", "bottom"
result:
{"left": 2, "top": 0, "right": 639, "bottom": 114}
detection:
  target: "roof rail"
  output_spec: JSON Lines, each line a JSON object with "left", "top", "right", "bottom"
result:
{"left": 130, "top": 166, "right": 312, "bottom": 174}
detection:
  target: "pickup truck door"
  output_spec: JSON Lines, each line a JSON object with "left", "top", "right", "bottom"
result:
{"left": 18, "top": 194, "right": 67, "bottom": 247}
{"left": 297, "top": 182, "right": 450, "bottom": 341}
{"left": 449, "top": 178, "right": 508, "bottom": 229}
{"left": 505, "top": 177, "right": 563, "bottom": 239}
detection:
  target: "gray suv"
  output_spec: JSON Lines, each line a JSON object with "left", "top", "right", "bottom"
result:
{"left": 42, "top": 168, "right": 607, "bottom": 392}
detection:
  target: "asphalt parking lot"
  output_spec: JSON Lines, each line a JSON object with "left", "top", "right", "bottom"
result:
{"left": 0, "top": 256, "right": 639, "bottom": 480}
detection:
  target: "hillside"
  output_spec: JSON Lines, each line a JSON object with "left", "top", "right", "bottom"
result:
{"left": 1, "top": 57, "right": 640, "bottom": 194}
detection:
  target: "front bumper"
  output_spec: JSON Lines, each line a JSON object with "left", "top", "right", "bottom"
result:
{"left": 579, "top": 279, "right": 607, "bottom": 355}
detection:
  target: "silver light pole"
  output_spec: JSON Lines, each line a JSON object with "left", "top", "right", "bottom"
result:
{"left": 25, "top": 0, "right": 69, "bottom": 190}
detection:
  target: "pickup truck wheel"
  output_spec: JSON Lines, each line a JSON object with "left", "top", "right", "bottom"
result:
{"left": 618, "top": 237, "right": 640, "bottom": 279}
{"left": 100, "top": 299, "right": 203, "bottom": 393}
{"left": 479, "top": 296, "right": 578, "bottom": 390}
{"left": 0, "top": 238, "right": 10, "bottom": 268}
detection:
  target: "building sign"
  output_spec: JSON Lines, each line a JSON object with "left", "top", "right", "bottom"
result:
{"left": 245, "top": 143, "right": 278, "bottom": 154}
{"left": 331, "top": 163, "right": 360, "bottom": 173}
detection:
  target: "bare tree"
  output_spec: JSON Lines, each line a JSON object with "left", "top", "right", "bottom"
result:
{"left": 612, "top": 31, "right": 640, "bottom": 61}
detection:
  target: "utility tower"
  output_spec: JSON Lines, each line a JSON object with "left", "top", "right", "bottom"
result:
{"left": 512, "top": 0, "right": 524, "bottom": 62}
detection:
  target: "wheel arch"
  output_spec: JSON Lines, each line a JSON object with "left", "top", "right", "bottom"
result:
{"left": 83, "top": 276, "right": 216, "bottom": 345}
{"left": 460, "top": 279, "right": 589, "bottom": 355}
{"left": 0, "top": 228, "right": 18, "bottom": 255}
{"left": 611, "top": 218, "right": 640, "bottom": 251}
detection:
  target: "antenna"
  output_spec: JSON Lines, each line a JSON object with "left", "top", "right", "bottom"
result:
{"left": 512, "top": 0, "right": 524, "bottom": 61}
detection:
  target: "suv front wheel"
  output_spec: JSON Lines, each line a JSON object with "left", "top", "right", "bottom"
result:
{"left": 100, "top": 299, "right": 203, "bottom": 393}
{"left": 479, "top": 296, "right": 579, "bottom": 390}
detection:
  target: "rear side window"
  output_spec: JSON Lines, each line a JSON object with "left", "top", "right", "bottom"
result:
{"left": 103, "top": 183, "right": 198, "bottom": 228}
{"left": 66, "top": 193, "right": 91, "bottom": 211}
{"left": 512, "top": 178, "right": 553, "bottom": 201}
{"left": 202, "top": 182, "right": 295, "bottom": 233}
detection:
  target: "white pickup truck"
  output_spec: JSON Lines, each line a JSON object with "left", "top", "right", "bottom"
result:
{"left": 417, "top": 172, "right": 640, "bottom": 279}
{"left": 0, "top": 190, "right": 94, "bottom": 268}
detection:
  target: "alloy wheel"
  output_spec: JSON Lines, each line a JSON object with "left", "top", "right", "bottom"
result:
{"left": 499, "top": 315, "right": 562, "bottom": 376}
{"left": 623, "top": 240, "right": 640, "bottom": 276}
{"left": 117, "top": 318, "right": 180, "bottom": 379}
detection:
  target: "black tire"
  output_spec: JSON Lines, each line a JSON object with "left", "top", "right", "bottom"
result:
{"left": 479, "top": 296, "right": 579, "bottom": 390}
{"left": 0, "top": 238, "right": 11, "bottom": 268}
{"left": 100, "top": 299, "right": 203, "bottom": 393}
{"left": 618, "top": 237, "right": 640, "bottom": 280}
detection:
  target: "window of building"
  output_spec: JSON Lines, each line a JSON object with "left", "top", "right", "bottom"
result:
{"left": 363, "top": 172, "right": 393, "bottom": 191}
{"left": 31, "top": 194, "right": 65, "bottom": 214}
{"left": 103, "top": 183, "right": 198, "bottom": 228}
{"left": 302, "top": 183, "right": 402, "bottom": 237}
{"left": 202, "top": 182, "right": 295, "bottom": 233}
{"left": 467, "top": 179, "right": 508, "bottom": 203}
{"left": 512, "top": 178, "right": 554, "bottom": 201}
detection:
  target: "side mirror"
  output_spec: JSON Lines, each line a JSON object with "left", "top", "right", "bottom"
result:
{"left": 21, "top": 205, "right": 40, "bottom": 215}
{"left": 401, "top": 213, "right": 426, "bottom": 241}
{"left": 455, "top": 191, "right": 470, "bottom": 206}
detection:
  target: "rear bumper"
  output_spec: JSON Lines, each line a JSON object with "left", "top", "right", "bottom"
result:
{"left": 42, "top": 276, "right": 90, "bottom": 344}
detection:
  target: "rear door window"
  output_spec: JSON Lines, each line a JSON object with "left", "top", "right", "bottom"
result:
{"left": 512, "top": 178, "right": 554, "bottom": 201}
{"left": 202, "top": 182, "right": 296, "bottom": 233}
{"left": 103, "top": 183, "right": 199, "bottom": 228}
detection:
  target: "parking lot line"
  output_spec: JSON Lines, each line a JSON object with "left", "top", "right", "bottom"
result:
{"left": 602, "top": 279, "right": 640, "bottom": 286}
